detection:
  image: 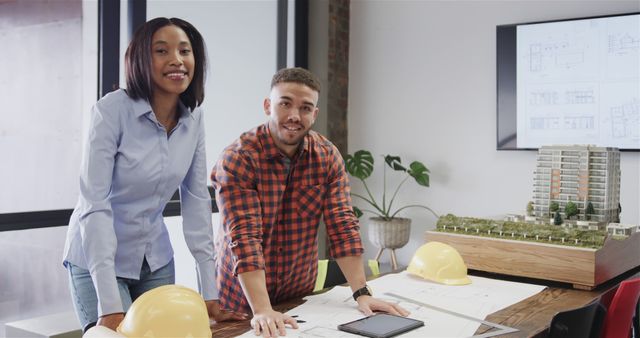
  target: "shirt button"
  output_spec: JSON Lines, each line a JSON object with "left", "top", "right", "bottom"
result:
{"left": 277, "top": 247, "right": 283, "bottom": 253}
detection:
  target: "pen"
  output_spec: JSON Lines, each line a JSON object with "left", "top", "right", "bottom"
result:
{"left": 291, "top": 315, "right": 306, "bottom": 323}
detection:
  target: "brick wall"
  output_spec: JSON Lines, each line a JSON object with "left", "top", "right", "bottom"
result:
{"left": 327, "top": 0, "right": 350, "bottom": 155}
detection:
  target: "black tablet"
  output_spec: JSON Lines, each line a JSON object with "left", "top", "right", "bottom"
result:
{"left": 337, "top": 313, "right": 424, "bottom": 338}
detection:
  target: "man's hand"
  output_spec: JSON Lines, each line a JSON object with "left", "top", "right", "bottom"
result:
{"left": 237, "top": 270, "right": 297, "bottom": 337}
{"left": 251, "top": 309, "right": 298, "bottom": 338}
{"left": 356, "top": 296, "right": 410, "bottom": 317}
{"left": 206, "top": 300, "right": 248, "bottom": 323}
{"left": 97, "top": 313, "right": 125, "bottom": 331}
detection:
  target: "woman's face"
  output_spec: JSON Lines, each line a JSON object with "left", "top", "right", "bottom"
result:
{"left": 150, "top": 25, "right": 195, "bottom": 99}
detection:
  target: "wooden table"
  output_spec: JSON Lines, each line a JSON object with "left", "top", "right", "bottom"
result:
{"left": 473, "top": 266, "right": 640, "bottom": 337}
{"left": 211, "top": 266, "right": 640, "bottom": 338}
{"left": 211, "top": 299, "right": 305, "bottom": 338}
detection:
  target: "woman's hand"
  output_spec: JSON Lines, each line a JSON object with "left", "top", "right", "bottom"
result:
{"left": 97, "top": 313, "right": 125, "bottom": 331}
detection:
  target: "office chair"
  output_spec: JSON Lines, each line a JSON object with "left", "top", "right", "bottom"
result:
{"left": 633, "top": 300, "right": 640, "bottom": 338}
{"left": 547, "top": 301, "right": 606, "bottom": 338}
{"left": 368, "top": 259, "right": 380, "bottom": 277}
{"left": 313, "top": 259, "right": 381, "bottom": 292}
{"left": 600, "top": 278, "right": 640, "bottom": 338}
{"left": 633, "top": 300, "right": 639, "bottom": 338}
{"left": 600, "top": 286, "right": 618, "bottom": 306}
{"left": 314, "top": 259, "right": 347, "bottom": 292}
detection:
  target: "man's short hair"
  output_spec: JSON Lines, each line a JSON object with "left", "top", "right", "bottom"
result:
{"left": 270, "top": 67, "right": 321, "bottom": 93}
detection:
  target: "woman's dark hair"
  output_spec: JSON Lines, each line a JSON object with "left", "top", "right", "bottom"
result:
{"left": 124, "top": 17, "right": 207, "bottom": 110}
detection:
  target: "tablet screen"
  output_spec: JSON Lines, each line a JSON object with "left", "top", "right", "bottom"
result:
{"left": 338, "top": 313, "right": 424, "bottom": 338}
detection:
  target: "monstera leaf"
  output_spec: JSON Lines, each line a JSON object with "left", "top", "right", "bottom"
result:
{"left": 345, "top": 149, "right": 437, "bottom": 220}
{"left": 352, "top": 206, "right": 363, "bottom": 218}
{"left": 345, "top": 150, "right": 374, "bottom": 180}
{"left": 384, "top": 155, "right": 407, "bottom": 172}
{"left": 407, "top": 161, "right": 430, "bottom": 187}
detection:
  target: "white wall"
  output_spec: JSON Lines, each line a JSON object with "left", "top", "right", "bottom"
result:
{"left": 349, "top": 1, "right": 640, "bottom": 267}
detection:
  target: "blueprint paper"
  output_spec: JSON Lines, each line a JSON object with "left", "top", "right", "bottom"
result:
{"left": 237, "top": 271, "right": 546, "bottom": 337}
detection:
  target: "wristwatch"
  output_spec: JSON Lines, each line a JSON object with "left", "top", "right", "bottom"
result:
{"left": 352, "top": 284, "right": 373, "bottom": 301}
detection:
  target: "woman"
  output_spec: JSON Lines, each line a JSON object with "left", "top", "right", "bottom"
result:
{"left": 63, "top": 17, "right": 245, "bottom": 332}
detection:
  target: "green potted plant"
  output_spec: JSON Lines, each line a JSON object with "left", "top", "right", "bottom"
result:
{"left": 345, "top": 150, "right": 438, "bottom": 269}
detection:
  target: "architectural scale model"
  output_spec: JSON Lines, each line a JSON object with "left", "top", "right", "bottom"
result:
{"left": 532, "top": 145, "right": 620, "bottom": 224}
{"left": 435, "top": 145, "right": 638, "bottom": 248}
{"left": 531, "top": 145, "right": 638, "bottom": 236}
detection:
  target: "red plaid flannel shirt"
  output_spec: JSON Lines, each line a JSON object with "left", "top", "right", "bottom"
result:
{"left": 211, "top": 124, "right": 364, "bottom": 312}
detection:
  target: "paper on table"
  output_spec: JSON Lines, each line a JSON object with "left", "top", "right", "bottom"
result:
{"left": 236, "top": 271, "right": 546, "bottom": 338}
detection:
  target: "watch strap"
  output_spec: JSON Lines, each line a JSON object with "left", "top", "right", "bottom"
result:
{"left": 352, "top": 285, "right": 372, "bottom": 301}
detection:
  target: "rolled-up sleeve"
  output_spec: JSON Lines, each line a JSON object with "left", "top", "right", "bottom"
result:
{"left": 211, "top": 150, "right": 265, "bottom": 275}
{"left": 77, "top": 104, "right": 122, "bottom": 316}
{"left": 323, "top": 150, "right": 364, "bottom": 259}
{"left": 180, "top": 112, "right": 218, "bottom": 300}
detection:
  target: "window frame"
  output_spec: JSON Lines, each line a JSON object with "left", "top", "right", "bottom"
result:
{"left": 0, "top": 0, "right": 305, "bottom": 232}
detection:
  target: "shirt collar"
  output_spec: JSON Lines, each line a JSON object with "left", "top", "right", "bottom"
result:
{"left": 131, "top": 96, "right": 195, "bottom": 121}
{"left": 260, "top": 123, "right": 310, "bottom": 160}
{"left": 131, "top": 96, "right": 153, "bottom": 117}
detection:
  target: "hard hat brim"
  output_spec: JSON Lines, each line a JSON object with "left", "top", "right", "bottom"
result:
{"left": 439, "top": 276, "right": 472, "bottom": 286}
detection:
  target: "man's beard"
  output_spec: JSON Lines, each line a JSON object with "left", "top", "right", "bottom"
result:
{"left": 277, "top": 128, "right": 308, "bottom": 145}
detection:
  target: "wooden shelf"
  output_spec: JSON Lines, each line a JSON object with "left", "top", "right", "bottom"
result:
{"left": 425, "top": 230, "right": 640, "bottom": 290}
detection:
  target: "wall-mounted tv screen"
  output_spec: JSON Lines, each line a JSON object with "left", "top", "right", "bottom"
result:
{"left": 497, "top": 12, "right": 639, "bottom": 151}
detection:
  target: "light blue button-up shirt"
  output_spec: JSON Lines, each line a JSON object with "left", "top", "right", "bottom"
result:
{"left": 63, "top": 89, "right": 217, "bottom": 316}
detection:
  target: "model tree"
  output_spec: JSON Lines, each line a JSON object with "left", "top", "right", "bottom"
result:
{"left": 585, "top": 201, "right": 595, "bottom": 221}
{"left": 526, "top": 201, "right": 534, "bottom": 216}
{"left": 549, "top": 201, "right": 559, "bottom": 217}
{"left": 554, "top": 212, "right": 563, "bottom": 225}
{"left": 565, "top": 201, "right": 579, "bottom": 220}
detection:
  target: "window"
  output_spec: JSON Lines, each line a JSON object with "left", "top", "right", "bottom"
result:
{"left": 0, "top": 0, "right": 96, "bottom": 332}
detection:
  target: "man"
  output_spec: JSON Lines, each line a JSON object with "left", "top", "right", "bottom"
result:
{"left": 211, "top": 67, "right": 408, "bottom": 338}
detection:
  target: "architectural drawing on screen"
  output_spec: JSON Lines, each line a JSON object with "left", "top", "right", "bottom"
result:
{"left": 608, "top": 33, "right": 640, "bottom": 54}
{"left": 610, "top": 99, "right": 639, "bottom": 139}
{"left": 516, "top": 14, "right": 639, "bottom": 149}
{"left": 528, "top": 41, "right": 585, "bottom": 72}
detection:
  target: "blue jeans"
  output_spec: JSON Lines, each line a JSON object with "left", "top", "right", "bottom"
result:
{"left": 66, "top": 258, "right": 175, "bottom": 332}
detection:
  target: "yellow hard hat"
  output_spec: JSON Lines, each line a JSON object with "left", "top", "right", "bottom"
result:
{"left": 117, "top": 285, "right": 211, "bottom": 338}
{"left": 406, "top": 241, "right": 472, "bottom": 285}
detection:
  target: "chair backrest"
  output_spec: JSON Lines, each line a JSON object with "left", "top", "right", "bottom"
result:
{"left": 313, "top": 259, "right": 348, "bottom": 292}
{"left": 634, "top": 300, "right": 639, "bottom": 338}
{"left": 368, "top": 259, "right": 380, "bottom": 277}
{"left": 324, "top": 259, "right": 347, "bottom": 288}
{"left": 314, "top": 260, "right": 329, "bottom": 292}
{"left": 599, "top": 285, "right": 619, "bottom": 309}
{"left": 314, "top": 260, "right": 381, "bottom": 292}
{"left": 548, "top": 301, "right": 606, "bottom": 338}
{"left": 601, "top": 278, "right": 640, "bottom": 338}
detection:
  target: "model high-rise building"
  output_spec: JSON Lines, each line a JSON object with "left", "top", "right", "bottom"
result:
{"left": 532, "top": 145, "right": 621, "bottom": 223}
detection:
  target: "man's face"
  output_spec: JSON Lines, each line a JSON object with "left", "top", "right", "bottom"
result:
{"left": 264, "top": 82, "right": 319, "bottom": 157}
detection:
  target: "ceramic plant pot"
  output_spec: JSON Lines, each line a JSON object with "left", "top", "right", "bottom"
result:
{"left": 368, "top": 217, "right": 411, "bottom": 249}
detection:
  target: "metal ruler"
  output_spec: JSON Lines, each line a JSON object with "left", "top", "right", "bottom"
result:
{"left": 385, "top": 292, "right": 519, "bottom": 338}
